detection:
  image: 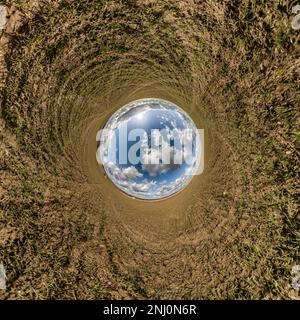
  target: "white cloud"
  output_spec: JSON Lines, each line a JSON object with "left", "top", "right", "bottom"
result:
{"left": 140, "top": 129, "right": 183, "bottom": 176}
{"left": 129, "top": 180, "right": 156, "bottom": 193}
{"left": 142, "top": 163, "right": 169, "bottom": 177}
{"left": 154, "top": 175, "right": 192, "bottom": 197}
{"left": 106, "top": 162, "right": 142, "bottom": 181}
{"left": 122, "top": 166, "right": 143, "bottom": 179}
{"left": 105, "top": 160, "right": 158, "bottom": 195}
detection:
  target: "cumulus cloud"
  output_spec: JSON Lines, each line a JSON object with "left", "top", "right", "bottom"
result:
{"left": 154, "top": 176, "right": 191, "bottom": 198}
{"left": 140, "top": 129, "right": 186, "bottom": 176}
{"left": 122, "top": 166, "right": 143, "bottom": 179}
{"left": 105, "top": 161, "right": 157, "bottom": 195}
{"left": 106, "top": 162, "right": 142, "bottom": 181}
{"left": 129, "top": 180, "right": 156, "bottom": 193}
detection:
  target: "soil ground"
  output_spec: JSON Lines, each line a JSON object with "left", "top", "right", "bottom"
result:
{"left": 0, "top": 0, "right": 299, "bottom": 299}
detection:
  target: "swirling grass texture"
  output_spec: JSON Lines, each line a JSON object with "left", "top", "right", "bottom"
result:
{"left": 0, "top": 0, "right": 299, "bottom": 299}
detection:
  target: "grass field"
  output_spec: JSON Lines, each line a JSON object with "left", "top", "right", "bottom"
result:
{"left": 0, "top": 0, "right": 299, "bottom": 299}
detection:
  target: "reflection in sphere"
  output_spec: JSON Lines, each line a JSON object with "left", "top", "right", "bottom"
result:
{"left": 98, "top": 99, "right": 201, "bottom": 200}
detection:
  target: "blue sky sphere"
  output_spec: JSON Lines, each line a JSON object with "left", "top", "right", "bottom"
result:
{"left": 98, "top": 98, "right": 201, "bottom": 200}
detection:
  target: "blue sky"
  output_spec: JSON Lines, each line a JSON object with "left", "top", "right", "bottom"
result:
{"left": 100, "top": 99, "right": 199, "bottom": 200}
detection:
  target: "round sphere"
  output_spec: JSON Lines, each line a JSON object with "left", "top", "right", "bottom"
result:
{"left": 98, "top": 98, "right": 201, "bottom": 200}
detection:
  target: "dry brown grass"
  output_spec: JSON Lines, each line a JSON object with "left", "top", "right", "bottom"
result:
{"left": 0, "top": 0, "right": 299, "bottom": 299}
